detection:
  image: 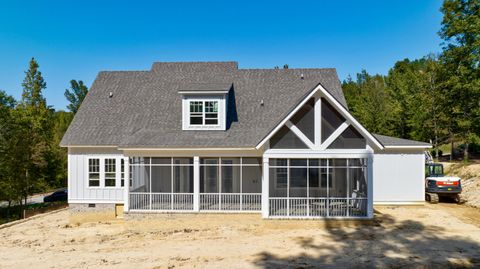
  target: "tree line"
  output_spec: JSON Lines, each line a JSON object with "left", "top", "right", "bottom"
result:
{"left": 343, "top": 0, "right": 479, "bottom": 160}
{"left": 0, "top": 58, "right": 87, "bottom": 210}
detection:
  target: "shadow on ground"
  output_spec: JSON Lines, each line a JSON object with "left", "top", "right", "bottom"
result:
{"left": 252, "top": 210, "right": 480, "bottom": 268}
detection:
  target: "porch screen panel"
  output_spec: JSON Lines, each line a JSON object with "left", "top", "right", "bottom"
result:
{"left": 308, "top": 159, "right": 329, "bottom": 197}
{"left": 321, "top": 99, "right": 345, "bottom": 143}
{"left": 130, "top": 157, "right": 151, "bottom": 192}
{"left": 242, "top": 166, "right": 262, "bottom": 193}
{"left": 200, "top": 158, "right": 219, "bottom": 193}
{"left": 329, "top": 159, "right": 348, "bottom": 198}
{"left": 290, "top": 98, "right": 315, "bottom": 142}
{"left": 328, "top": 126, "right": 366, "bottom": 149}
{"left": 289, "top": 159, "right": 307, "bottom": 197}
{"left": 242, "top": 157, "right": 262, "bottom": 193}
{"left": 151, "top": 166, "right": 171, "bottom": 193}
{"left": 270, "top": 126, "right": 308, "bottom": 149}
{"left": 269, "top": 159, "right": 288, "bottom": 198}
{"left": 221, "top": 158, "right": 240, "bottom": 193}
{"left": 173, "top": 158, "right": 194, "bottom": 193}
{"left": 348, "top": 159, "right": 368, "bottom": 198}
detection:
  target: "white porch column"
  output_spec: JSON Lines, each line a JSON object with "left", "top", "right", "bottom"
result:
{"left": 193, "top": 156, "right": 200, "bottom": 212}
{"left": 261, "top": 156, "right": 269, "bottom": 218}
{"left": 314, "top": 96, "right": 321, "bottom": 148}
{"left": 367, "top": 157, "right": 374, "bottom": 218}
{"left": 124, "top": 156, "right": 130, "bottom": 212}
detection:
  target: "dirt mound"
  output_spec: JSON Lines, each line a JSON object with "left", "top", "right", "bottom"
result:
{"left": 444, "top": 162, "right": 480, "bottom": 208}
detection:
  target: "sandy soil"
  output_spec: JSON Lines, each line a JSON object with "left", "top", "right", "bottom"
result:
{"left": 1, "top": 204, "right": 480, "bottom": 269}
{"left": 443, "top": 162, "right": 480, "bottom": 208}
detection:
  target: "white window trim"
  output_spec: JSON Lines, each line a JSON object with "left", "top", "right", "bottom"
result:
{"left": 104, "top": 158, "right": 117, "bottom": 188}
{"left": 182, "top": 95, "right": 226, "bottom": 131}
{"left": 86, "top": 156, "right": 124, "bottom": 189}
{"left": 87, "top": 158, "right": 101, "bottom": 188}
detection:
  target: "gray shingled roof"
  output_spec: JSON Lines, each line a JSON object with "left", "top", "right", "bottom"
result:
{"left": 61, "top": 61, "right": 428, "bottom": 149}
{"left": 373, "top": 134, "right": 431, "bottom": 147}
{"left": 178, "top": 82, "right": 232, "bottom": 93}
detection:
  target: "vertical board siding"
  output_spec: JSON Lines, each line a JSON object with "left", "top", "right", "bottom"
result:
{"left": 68, "top": 149, "right": 124, "bottom": 202}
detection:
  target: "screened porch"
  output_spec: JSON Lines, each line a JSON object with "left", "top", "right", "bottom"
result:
{"left": 268, "top": 158, "right": 369, "bottom": 218}
{"left": 128, "top": 157, "right": 262, "bottom": 212}
{"left": 129, "top": 157, "right": 194, "bottom": 211}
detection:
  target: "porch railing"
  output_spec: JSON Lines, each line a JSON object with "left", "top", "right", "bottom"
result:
{"left": 130, "top": 192, "right": 261, "bottom": 212}
{"left": 200, "top": 193, "right": 262, "bottom": 211}
{"left": 269, "top": 197, "right": 368, "bottom": 218}
{"left": 130, "top": 192, "right": 194, "bottom": 211}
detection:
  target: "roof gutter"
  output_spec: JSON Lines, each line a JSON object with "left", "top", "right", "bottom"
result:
{"left": 383, "top": 145, "right": 432, "bottom": 149}
{"left": 118, "top": 147, "right": 258, "bottom": 151}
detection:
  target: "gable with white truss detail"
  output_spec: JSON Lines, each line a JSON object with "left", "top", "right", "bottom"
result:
{"left": 260, "top": 83, "right": 383, "bottom": 151}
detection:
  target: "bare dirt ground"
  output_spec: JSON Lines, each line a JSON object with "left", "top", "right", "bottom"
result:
{"left": 443, "top": 162, "right": 480, "bottom": 208}
{"left": 1, "top": 204, "right": 480, "bottom": 269}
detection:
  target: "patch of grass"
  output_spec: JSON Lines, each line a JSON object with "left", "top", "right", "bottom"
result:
{"left": 0, "top": 201, "right": 67, "bottom": 225}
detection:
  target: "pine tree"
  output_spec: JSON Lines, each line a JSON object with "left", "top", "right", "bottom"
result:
{"left": 17, "top": 58, "right": 53, "bottom": 203}
{"left": 439, "top": 0, "right": 480, "bottom": 161}
{"left": 64, "top": 80, "right": 88, "bottom": 114}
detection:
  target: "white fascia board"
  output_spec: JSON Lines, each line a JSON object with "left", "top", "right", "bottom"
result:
{"left": 384, "top": 145, "right": 432, "bottom": 149}
{"left": 119, "top": 147, "right": 257, "bottom": 151}
{"left": 317, "top": 84, "right": 385, "bottom": 150}
{"left": 264, "top": 149, "right": 373, "bottom": 159}
{"left": 255, "top": 84, "right": 320, "bottom": 149}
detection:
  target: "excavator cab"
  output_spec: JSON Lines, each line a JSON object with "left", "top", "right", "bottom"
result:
{"left": 425, "top": 163, "right": 464, "bottom": 204}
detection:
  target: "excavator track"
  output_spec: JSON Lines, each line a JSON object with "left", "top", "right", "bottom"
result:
{"left": 426, "top": 192, "right": 439, "bottom": 204}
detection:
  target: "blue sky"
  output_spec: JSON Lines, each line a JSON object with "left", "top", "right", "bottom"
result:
{"left": 0, "top": 0, "right": 443, "bottom": 110}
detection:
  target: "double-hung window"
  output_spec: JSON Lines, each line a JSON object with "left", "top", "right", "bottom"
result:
{"left": 189, "top": 100, "right": 218, "bottom": 126}
{"left": 104, "top": 158, "right": 116, "bottom": 187}
{"left": 88, "top": 159, "right": 100, "bottom": 187}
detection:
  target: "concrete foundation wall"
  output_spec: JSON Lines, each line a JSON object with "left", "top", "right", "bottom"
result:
{"left": 69, "top": 203, "right": 117, "bottom": 224}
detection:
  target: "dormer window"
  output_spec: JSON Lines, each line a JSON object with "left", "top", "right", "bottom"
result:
{"left": 180, "top": 83, "right": 231, "bottom": 131}
{"left": 190, "top": 100, "right": 219, "bottom": 125}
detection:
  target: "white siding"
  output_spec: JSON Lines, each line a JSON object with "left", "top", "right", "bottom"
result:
{"left": 68, "top": 147, "right": 124, "bottom": 203}
{"left": 373, "top": 150, "right": 425, "bottom": 204}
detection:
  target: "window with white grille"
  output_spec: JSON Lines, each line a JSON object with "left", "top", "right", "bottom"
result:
{"left": 88, "top": 159, "right": 100, "bottom": 187}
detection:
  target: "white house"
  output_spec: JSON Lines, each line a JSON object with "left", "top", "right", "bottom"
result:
{"left": 61, "top": 62, "right": 431, "bottom": 219}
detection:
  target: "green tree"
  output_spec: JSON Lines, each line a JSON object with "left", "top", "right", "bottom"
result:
{"left": 16, "top": 58, "right": 53, "bottom": 203}
{"left": 0, "top": 90, "right": 22, "bottom": 217}
{"left": 439, "top": 0, "right": 480, "bottom": 160}
{"left": 64, "top": 80, "right": 88, "bottom": 114}
{"left": 386, "top": 59, "right": 426, "bottom": 139}
{"left": 343, "top": 70, "right": 396, "bottom": 136}
{"left": 409, "top": 56, "right": 450, "bottom": 157}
